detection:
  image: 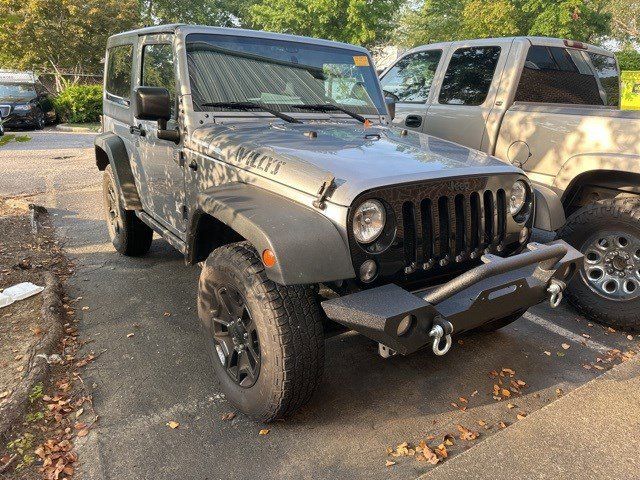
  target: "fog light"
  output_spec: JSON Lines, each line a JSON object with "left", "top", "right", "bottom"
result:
{"left": 359, "top": 259, "right": 377, "bottom": 283}
{"left": 397, "top": 315, "right": 415, "bottom": 336}
{"left": 519, "top": 227, "right": 529, "bottom": 243}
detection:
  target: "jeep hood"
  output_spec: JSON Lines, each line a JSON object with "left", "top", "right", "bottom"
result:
{"left": 189, "top": 123, "right": 521, "bottom": 206}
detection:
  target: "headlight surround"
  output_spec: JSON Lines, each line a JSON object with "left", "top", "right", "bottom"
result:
{"left": 13, "top": 104, "right": 32, "bottom": 111}
{"left": 509, "top": 180, "right": 528, "bottom": 216}
{"left": 353, "top": 199, "right": 386, "bottom": 244}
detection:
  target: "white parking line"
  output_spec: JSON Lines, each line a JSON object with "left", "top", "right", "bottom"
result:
{"left": 522, "top": 312, "right": 613, "bottom": 354}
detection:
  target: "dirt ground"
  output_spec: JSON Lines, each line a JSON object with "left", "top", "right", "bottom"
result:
{"left": 0, "top": 199, "right": 83, "bottom": 478}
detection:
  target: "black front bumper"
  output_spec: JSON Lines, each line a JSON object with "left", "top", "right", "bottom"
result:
{"left": 2, "top": 111, "right": 39, "bottom": 128}
{"left": 321, "top": 240, "right": 582, "bottom": 355}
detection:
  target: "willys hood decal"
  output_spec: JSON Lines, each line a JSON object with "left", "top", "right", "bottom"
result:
{"left": 188, "top": 122, "right": 521, "bottom": 206}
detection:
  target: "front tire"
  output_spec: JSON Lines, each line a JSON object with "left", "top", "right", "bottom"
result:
{"left": 558, "top": 198, "right": 640, "bottom": 330}
{"left": 102, "top": 165, "right": 153, "bottom": 256}
{"left": 198, "top": 242, "right": 325, "bottom": 422}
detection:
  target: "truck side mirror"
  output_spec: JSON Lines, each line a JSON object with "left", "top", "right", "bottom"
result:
{"left": 134, "top": 86, "right": 180, "bottom": 144}
{"left": 383, "top": 90, "right": 398, "bottom": 121}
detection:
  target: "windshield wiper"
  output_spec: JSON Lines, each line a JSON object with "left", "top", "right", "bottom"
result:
{"left": 201, "top": 101, "right": 302, "bottom": 124}
{"left": 291, "top": 104, "right": 367, "bottom": 124}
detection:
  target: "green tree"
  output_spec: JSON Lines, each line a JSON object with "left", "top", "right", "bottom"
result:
{"left": 247, "top": 0, "right": 403, "bottom": 46}
{"left": 0, "top": 0, "right": 139, "bottom": 74}
{"left": 617, "top": 49, "right": 640, "bottom": 70}
{"left": 138, "top": 0, "right": 252, "bottom": 27}
{"left": 396, "top": 0, "right": 611, "bottom": 47}
{"left": 605, "top": 0, "right": 639, "bottom": 45}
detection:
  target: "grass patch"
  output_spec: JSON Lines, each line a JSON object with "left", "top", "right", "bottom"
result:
{"left": 0, "top": 134, "right": 31, "bottom": 147}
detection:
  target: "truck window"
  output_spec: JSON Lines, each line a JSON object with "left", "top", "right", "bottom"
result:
{"left": 438, "top": 46, "right": 501, "bottom": 106}
{"left": 141, "top": 43, "right": 176, "bottom": 116}
{"left": 106, "top": 44, "right": 133, "bottom": 105}
{"left": 515, "top": 45, "right": 619, "bottom": 107}
{"left": 380, "top": 50, "right": 442, "bottom": 103}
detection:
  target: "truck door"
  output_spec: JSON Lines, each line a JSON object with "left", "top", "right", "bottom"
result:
{"left": 379, "top": 49, "right": 445, "bottom": 130}
{"left": 132, "top": 34, "right": 186, "bottom": 236}
{"left": 423, "top": 41, "right": 511, "bottom": 151}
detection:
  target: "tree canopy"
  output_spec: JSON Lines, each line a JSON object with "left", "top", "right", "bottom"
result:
{"left": 0, "top": 0, "right": 636, "bottom": 76}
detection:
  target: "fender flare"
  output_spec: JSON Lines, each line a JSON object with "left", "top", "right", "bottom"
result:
{"left": 532, "top": 182, "right": 566, "bottom": 232}
{"left": 94, "top": 133, "right": 142, "bottom": 210}
{"left": 190, "top": 183, "right": 355, "bottom": 285}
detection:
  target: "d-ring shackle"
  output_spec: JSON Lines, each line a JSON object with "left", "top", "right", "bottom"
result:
{"left": 429, "top": 318, "right": 454, "bottom": 356}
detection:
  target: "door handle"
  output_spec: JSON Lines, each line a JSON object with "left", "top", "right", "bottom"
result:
{"left": 129, "top": 124, "right": 146, "bottom": 137}
{"left": 405, "top": 115, "right": 423, "bottom": 128}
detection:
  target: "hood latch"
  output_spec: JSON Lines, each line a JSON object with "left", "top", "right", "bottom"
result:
{"left": 313, "top": 174, "right": 336, "bottom": 210}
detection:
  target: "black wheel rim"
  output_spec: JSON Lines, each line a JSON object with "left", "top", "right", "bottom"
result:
{"left": 210, "top": 285, "right": 261, "bottom": 387}
{"left": 106, "top": 181, "right": 122, "bottom": 236}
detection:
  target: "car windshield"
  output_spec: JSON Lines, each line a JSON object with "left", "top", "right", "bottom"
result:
{"left": 185, "top": 33, "right": 386, "bottom": 117}
{"left": 0, "top": 83, "right": 37, "bottom": 102}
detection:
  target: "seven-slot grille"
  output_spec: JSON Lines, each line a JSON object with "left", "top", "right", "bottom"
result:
{"left": 0, "top": 105, "right": 10, "bottom": 118}
{"left": 400, "top": 189, "right": 507, "bottom": 273}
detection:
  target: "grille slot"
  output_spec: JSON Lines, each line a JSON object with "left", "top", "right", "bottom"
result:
{"left": 402, "top": 201, "right": 417, "bottom": 265}
{"left": 0, "top": 105, "right": 10, "bottom": 118}
{"left": 398, "top": 189, "right": 508, "bottom": 272}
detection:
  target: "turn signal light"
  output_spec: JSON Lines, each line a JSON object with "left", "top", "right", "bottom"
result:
{"left": 262, "top": 249, "right": 277, "bottom": 267}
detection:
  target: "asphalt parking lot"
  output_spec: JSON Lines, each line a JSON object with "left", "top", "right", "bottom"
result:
{"left": 1, "top": 130, "right": 638, "bottom": 480}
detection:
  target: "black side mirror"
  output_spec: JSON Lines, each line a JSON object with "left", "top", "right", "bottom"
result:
{"left": 134, "top": 86, "right": 180, "bottom": 143}
{"left": 383, "top": 90, "right": 398, "bottom": 121}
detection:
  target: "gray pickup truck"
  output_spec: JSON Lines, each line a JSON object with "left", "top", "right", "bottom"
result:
{"left": 96, "top": 25, "right": 581, "bottom": 421}
{"left": 381, "top": 37, "right": 640, "bottom": 330}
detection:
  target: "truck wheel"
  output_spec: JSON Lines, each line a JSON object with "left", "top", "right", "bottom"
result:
{"left": 474, "top": 310, "right": 526, "bottom": 333}
{"left": 558, "top": 198, "right": 640, "bottom": 330}
{"left": 198, "top": 242, "right": 325, "bottom": 422}
{"left": 102, "top": 165, "right": 153, "bottom": 256}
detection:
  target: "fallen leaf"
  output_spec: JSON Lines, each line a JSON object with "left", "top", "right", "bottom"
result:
{"left": 517, "top": 412, "right": 527, "bottom": 420}
{"left": 163, "top": 311, "right": 172, "bottom": 317}
{"left": 556, "top": 388, "right": 564, "bottom": 396}
{"left": 77, "top": 429, "right": 89, "bottom": 437}
{"left": 456, "top": 424, "right": 479, "bottom": 441}
{"left": 459, "top": 397, "right": 468, "bottom": 404}
{"left": 31, "top": 326, "right": 43, "bottom": 335}
{"left": 436, "top": 443, "right": 448, "bottom": 458}
{"left": 259, "top": 429, "right": 270, "bottom": 435}
{"left": 516, "top": 380, "right": 526, "bottom": 387}
{"left": 75, "top": 408, "right": 84, "bottom": 418}
{"left": 82, "top": 306, "right": 89, "bottom": 311}
{"left": 607, "top": 327, "right": 616, "bottom": 333}
{"left": 443, "top": 434, "right": 455, "bottom": 446}
{"left": 422, "top": 446, "right": 440, "bottom": 465}
{"left": 507, "top": 403, "right": 516, "bottom": 409}
{"left": 470, "top": 390, "right": 478, "bottom": 397}
{"left": 499, "top": 422, "right": 508, "bottom": 429}
{"left": 544, "top": 351, "right": 551, "bottom": 356}
{"left": 0, "top": 391, "right": 10, "bottom": 399}
{"left": 501, "top": 368, "right": 515, "bottom": 376}
{"left": 127, "top": 333, "right": 135, "bottom": 338}
{"left": 221, "top": 412, "right": 236, "bottom": 421}
{"left": 562, "top": 343, "right": 571, "bottom": 350}
{"left": 167, "top": 421, "right": 180, "bottom": 429}
{"left": 477, "top": 420, "right": 486, "bottom": 427}
{"left": 501, "top": 389, "right": 511, "bottom": 398}
{"left": 627, "top": 335, "right": 634, "bottom": 340}
{"left": 385, "top": 460, "right": 396, "bottom": 467}
{"left": 582, "top": 364, "right": 592, "bottom": 370}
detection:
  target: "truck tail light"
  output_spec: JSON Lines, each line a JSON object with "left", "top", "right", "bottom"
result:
{"left": 563, "top": 40, "right": 587, "bottom": 50}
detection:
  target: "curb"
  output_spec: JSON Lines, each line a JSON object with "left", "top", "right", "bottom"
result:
{"left": 0, "top": 273, "right": 64, "bottom": 439}
{"left": 55, "top": 124, "right": 100, "bottom": 133}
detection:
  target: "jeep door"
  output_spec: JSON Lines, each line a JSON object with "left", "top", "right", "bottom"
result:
{"left": 379, "top": 48, "right": 446, "bottom": 130}
{"left": 133, "top": 34, "right": 186, "bottom": 235}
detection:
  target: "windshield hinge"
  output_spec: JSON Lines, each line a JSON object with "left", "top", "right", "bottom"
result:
{"left": 313, "top": 175, "right": 336, "bottom": 210}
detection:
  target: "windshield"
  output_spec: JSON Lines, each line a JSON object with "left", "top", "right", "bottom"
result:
{"left": 0, "top": 83, "right": 36, "bottom": 102}
{"left": 185, "top": 34, "right": 386, "bottom": 117}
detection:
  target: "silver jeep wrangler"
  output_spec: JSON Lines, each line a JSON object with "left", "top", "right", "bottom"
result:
{"left": 96, "top": 24, "right": 581, "bottom": 421}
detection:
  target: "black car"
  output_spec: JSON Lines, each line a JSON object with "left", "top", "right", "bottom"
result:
{"left": 0, "top": 81, "right": 56, "bottom": 130}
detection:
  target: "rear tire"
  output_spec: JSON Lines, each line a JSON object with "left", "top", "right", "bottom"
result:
{"left": 558, "top": 198, "right": 640, "bottom": 331}
{"left": 198, "top": 242, "right": 325, "bottom": 422}
{"left": 102, "top": 165, "right": 153, "bottom": 256}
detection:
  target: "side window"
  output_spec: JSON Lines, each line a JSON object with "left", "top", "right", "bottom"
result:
{"left": 141, "top": 43, "right": 176, "bottom": 116}
{"left": 515, "top": 46, "right": 618, "bottom": 106}
{"left": 106, "top": 44, "right": 133, "bottom": 104}
{"left": 380, "top": 50, "right": 442, "bottom": 103}
{"left": 438, "top": 46, "right": 501, "bottom": 106}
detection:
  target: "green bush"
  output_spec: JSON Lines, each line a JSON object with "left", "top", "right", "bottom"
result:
{"left": 616, "top": 49, "right": 640, "bottom": 72}
{"left": 54, "top": 84, "right": 103, "bottom": 123}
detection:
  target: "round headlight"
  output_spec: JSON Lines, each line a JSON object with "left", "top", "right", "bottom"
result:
{"left": 353, "top": 200, "right": 386, "bottom": 243}
{"left": 509, "top": 180, "right": 528, "bottom": 216}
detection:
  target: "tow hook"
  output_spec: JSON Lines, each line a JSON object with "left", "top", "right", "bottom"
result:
{"left": 429, "top": 318, "right": 454, "bottom": 356}
{"left": 547, "top": 279, "right": 566, "bottom": 308}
